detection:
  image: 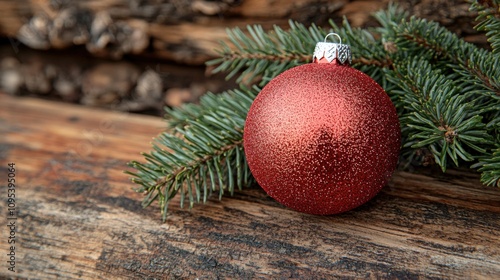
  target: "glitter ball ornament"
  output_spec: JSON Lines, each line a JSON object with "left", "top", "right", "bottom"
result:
{"left": 243, "top": 33, "right": 401, "bottom": 215}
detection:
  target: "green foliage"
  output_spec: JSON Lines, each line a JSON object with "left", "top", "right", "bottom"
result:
{"left": 470, "top": 0, "right": 500, "bottom": 53}
{"left": 206, "top": 22, "right": 324, "bottom": 86}
{"left": 389, "top": 57, "right": 493, "bottom": 170}
{"left": 473, "top": 146, "right": 500, "bottom": 187}
{"left": 128, "top": 0, "right": 500, "bottom": 220}
{"left": 126, "top": 87, "right": 256, "bottom": 220}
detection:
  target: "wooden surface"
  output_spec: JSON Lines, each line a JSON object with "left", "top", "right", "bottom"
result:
{"left": 0, "top": 0, "right": 353, "bottom": 64}
{"left": 1, "top": 93, "right": 500, "bottom": 279}
{"left": 0, "top": 0, "right": 483, "bottom": 65}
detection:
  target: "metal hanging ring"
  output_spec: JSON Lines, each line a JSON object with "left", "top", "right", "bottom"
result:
{"left": 324, "top": 33, "right": 342, "bottom": 44}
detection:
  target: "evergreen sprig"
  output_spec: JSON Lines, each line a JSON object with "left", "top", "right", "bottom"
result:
{"left": 206, "top": 22, "right": 324, "bottom": 86}
{"left": 389, "top": 57, "right": 492, "bottom": 170}
{"left": 470, "top": 0, "right": 500, "bottom": 53}
{"left": 126, "top": 87, "right": 256, "bottom": 220}
{"left": 128, "top": 0, "right": 500, "bottom": 220}
{"left": 392, "top": 16, "right": 500, "bottom": 98}
{"left": 382, "top": 8, "right": 499, "bottom": 175}
{"left": 474, "top": 147, "right": 500, "bottom": 187}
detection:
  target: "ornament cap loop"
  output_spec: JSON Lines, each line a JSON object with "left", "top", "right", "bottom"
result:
{"left": 324, "top": 33, "right": 342, "bottom": 44}
{"left": 313, "top": 33, "right": 352, "bottom": 65}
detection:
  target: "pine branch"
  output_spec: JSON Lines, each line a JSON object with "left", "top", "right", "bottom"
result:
{"left": 374, "top": 8, "right": 499, "bottom": 178}
{"left": 470, "top": 0, "right": 500, "bottom": 53}
{"left": 206, "top": 22, "right": 322, "bottom": 86}
{"left": 393, "top": 17, "right": 500, "bottom": 98}
{"left": 472, "top": 146, "right": 500, "bottom": 187}
{"left": 126, "top": 88, "right": 255, "bottom": 221}
{"left": 164, "top": 86, "right": 258, "bottom": 129}
{"left": 388, "top": 57, "right": 493, "bottom": 171}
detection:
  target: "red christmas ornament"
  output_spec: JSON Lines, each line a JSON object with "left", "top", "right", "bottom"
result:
{"left": 243, "top": 33, "right": 401, "bottom": 215}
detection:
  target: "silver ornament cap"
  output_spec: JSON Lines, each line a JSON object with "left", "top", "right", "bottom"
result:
{"left": 313, "top": 33, "right": 352, "bottom": 65}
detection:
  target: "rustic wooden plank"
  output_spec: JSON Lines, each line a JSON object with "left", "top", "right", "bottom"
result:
{"left": 0, "top": 93, "right": 499, "bottom": 279}
{"left": 0, "top": 0, "right": 341, "bottom": 64}
{"left": 0, "top": 0, "right": 485, "bottom": 65}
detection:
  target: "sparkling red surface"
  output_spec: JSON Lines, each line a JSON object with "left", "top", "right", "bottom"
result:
{"left": 244, "top": 63, "right": 401, "bottom": 215}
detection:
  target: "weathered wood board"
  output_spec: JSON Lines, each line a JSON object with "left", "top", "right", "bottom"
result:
{"left": 0, "top": 0, "right": 483, "bottom": 65}
{"left": 0, "top": 93, "right": 499, "bottom": 279}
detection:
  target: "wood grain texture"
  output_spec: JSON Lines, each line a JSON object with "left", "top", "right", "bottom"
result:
{"left": 0, "top": 93, "right": 499, "bottom": 279}
{"left": 0, "top": 0, "right": 343, "bottom": 64}
{"left": 0, "top": 0, "right": 484, "bottom": 65}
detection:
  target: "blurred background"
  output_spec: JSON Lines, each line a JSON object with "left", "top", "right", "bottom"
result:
{"left": 0, "top": 0, "right": 487, "bottom": 116}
